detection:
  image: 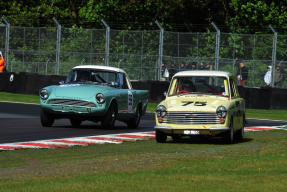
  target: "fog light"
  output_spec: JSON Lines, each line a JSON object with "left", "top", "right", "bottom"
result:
{"left": 220, "top": 118, "right": 225, "bottom": 123}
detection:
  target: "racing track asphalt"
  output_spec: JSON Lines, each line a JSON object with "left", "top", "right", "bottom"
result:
{"left": 1, "top": 101, "right": 287, "bottom": 144}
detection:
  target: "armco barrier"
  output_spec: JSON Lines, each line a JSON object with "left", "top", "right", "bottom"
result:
{"left": 1, "top": 72, "right": 287, "bottom": 109}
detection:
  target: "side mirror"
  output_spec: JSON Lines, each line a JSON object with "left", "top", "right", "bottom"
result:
{"left": 59, "top": 80, "right": 65, "bottom": 85}
{"left": 164, "top": 91, "right": 167, "bottom": 97}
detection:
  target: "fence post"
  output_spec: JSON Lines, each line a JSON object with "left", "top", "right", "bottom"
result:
{"left": 211, "top": 22, "right": 220, "bottom": 71}
{"left": 101, "top": 19, "right": 110, "bottom": 66}
{"left": 269, "top": 24, "right": 277, "bottom": 87}
{"left": 2, "top": 16, "right": 10, "bottom": 69}
{"left": 155, "top": 20, "right": 164, "bottom": 80}
{"left": 53, "top": 17, "right": 61, "bottom": 75}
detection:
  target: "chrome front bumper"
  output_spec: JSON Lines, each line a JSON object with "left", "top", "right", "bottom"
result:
{"left": 154, "top": 125, "right": 230, "bottom": 136}
{"left": 154, "top": 126, "right": 230, "bottom": 131}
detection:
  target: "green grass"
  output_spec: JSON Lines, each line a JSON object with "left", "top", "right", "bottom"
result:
{"left": 246, "top": 109, "right": 287, "bottom": 120}
{"left": 1, "top": 91, "right": 287, "bottom": 121}
{"left": 1, "top": 131, "right": 287, "bottom": 191}
{"left": 0, "top": 92, "right": 40, "bottom": 104}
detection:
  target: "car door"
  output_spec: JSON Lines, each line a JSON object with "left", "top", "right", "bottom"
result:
{"left": 230, "top": 78, "right": 243, "bottom": 131}
{"left": 117, "top": 72, "right": 128, "bottom": 113}
{"left": 117, "top": 72, "right": 135, "bottom": 114}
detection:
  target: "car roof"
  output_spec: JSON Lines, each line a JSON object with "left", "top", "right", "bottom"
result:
{"left": 173, "top": 70, "right": 231, "bottom": 78}
{"left": 73, "top": 65, "right": 126, "bottom": 74}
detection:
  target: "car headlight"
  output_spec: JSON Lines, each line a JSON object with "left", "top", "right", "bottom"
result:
{"left": 216, "top": 106, "right": 227, "bottom": 118}
{"left": 96, "top": 93, "right": 105, "bottom": 104}
{"left": 40, "top": 89, "right": 49, "bottom": 100}
{"left": 156, "top": 105, "right": 167, "bottom": 118}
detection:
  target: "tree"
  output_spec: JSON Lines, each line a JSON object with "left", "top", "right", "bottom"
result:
{"left": 227, "top": 0, "right": 287, "bottom": 33}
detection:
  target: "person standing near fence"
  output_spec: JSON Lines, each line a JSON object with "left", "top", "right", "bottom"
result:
{"left": 274, "top": 64, "right": 283, "bottom": 87}
{"left": 264, "top": 66, "right": 272, "bottom": 87}
{"left": 237, "top": 61, "right": 248, "bottom": 86}
{"left": 179, "top": 62, "right": 186, "bottom": 71}
{"left": 168, "top": 62, "right": 177, "bottom": 80}
{"left": 205, "top": 63, "right": 212, "bottom": 70}
{"left": 0, "top": 51, "right": 6, "bottom": 73}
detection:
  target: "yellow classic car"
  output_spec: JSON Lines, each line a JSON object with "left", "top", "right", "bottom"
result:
{"left": 154, "top": 70, "right": 245, "bottom": 144}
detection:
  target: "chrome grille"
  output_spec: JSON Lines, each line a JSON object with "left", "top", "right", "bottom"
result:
{"left": 48, "top": 99, "right": 96, "bottom": 107}
{"left": 162, "top": 112, "right": 220, "bottom": 124}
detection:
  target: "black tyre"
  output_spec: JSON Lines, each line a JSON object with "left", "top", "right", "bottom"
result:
{"left": 224, "top": 118, "right": 234, "bottom": 144}
{"left": 155, "top": 131, "right": 167, "bottom": 143}
{"left": 40, "top": 109, "right": 54, "bottom": 127}
{"left": 101, "top": 103, "right": 117, "bottom": 129}
{"left": 70, "top": 119, "right": 82, "bottom": 127}
{"left": 127, "top": 106, "right": 141, "bottom": 129}
{"left": 236, "top": 116, "right": 245, "bottom": 141}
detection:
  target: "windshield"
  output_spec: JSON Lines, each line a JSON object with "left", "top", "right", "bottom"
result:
{"left": 66, "top": 69, "right": 117, "bottom": 85}
{"left": 169, "top": 76, "right": 229, "bottom": 97}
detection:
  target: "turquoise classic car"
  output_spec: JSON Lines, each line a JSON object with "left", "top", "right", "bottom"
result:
{"left": 40, "top": 65, "right": 149, "bottom": 129}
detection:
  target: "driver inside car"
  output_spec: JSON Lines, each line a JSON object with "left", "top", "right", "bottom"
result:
{"left": 177, "top": 79, "right": 196, "bottom": 94}
{"left": 78, "top": 71, "right": 91, "bottom": 82}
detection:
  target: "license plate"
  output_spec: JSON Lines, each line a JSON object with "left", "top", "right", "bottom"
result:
{"left": 184, "top": 130, "right": 200, "bottom": 135}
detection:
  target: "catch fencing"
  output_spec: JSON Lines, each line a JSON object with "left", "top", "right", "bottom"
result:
{"left": 1, "top": 17, "right": 287, "bottom": 88}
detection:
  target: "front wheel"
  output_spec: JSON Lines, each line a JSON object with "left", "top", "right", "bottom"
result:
{"left": 155, "top": 131, "right": 167, "bottom": 143}
{"left": 127, "top": 106, "right": 141, "bottom": 129}
{"left": 101, "top": 103, "right": 117, "bottom": 129}
{"left": 236, "top": 116, "right": 245, "bottom": 141}
{"left": 224, "top": 119, "right": 234, "bottom": 144}
{"left": 40, "top": 109, "right": 54, "bottom": 127}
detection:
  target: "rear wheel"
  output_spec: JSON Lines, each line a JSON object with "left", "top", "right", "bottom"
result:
{"left": 40, "top": 109, "right": 54, "bottom": 127}
{"left": 155, "top": 131, "right": 167, "bottom": 143}
{"left": 224, "top": 118, "right": 234, "bottom": 144}
{"left": 127, "top": 106, "right": 141, "bottom": 129}
{"left": 101, "top": 103, "right": 117, "bottom": 129}
{"left": 70, "top": 119, "right": 82, "bottom": 127}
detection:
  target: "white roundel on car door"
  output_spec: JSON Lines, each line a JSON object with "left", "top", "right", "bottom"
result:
{"left": 128, "top": 91, "right": 133, "bottom": 112}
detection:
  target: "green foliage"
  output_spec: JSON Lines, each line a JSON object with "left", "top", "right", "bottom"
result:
{"left": 228, "top": 0, "right": 287, "bottom": 33}
{"left": 1, "top": 0, "right": 287, "bottom": 85}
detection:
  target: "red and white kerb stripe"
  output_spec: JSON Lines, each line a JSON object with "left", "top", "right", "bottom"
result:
{"left": 0, "top": 126, "right": 285, "bottom": 151}
{"left": 0, "top": 131, "right": 155, "bottom": 151}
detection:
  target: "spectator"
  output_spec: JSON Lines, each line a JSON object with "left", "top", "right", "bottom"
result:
{"left": 205, "top": 63, "right": 212, "bottom": 70}
{"left": 199, "top": 63, "right": 205, "bottom": 70}
{"left": 161, "top": 63, "right": 166, "bottom": 77}
{"left": 169, "top": 62, "right": 177, "bottom": 80}
{"left": 264, "top": 66, "right": 272, "bottom": 87}
{"left": 237, "top": 61, "right": 248, "bottom": 86}
{"left": 0, "top": 51, "right": 6, "bottom": 73}
{"left": 274, "top": 64, "right": 283, "bottom": 87}
{"left": 161, "top": 63, "right": 169, "bottom": 81}
{"left": 179, "top": 62, "right": 186, "bottom": 71}
{"left": 186, "top": 62, "right": 196, "bottom": 70}
{"left": 191, "top": 62, "right": 197, "bottom": 70}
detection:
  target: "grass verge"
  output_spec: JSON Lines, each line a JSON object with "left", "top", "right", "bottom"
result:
{"left": 0, "top": 92, "right": 40, "bottom": 104}
{"left": 0, "top": 131, "right": 287, "bottom": 191}
{"left": 1, "top": 91, "right": 287, "bottom": 121}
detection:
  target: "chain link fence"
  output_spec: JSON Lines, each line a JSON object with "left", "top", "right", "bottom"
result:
{"left": 0, "top": 20, "right": 287, "bottom": 88}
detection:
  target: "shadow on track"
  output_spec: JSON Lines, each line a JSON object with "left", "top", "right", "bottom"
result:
{"left": 164, "top": 136, "right": 253, "bottom": 145}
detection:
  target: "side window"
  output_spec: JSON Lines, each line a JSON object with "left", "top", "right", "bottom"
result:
{"left": 118, "top": 73, "right": 129, "bottom": 89}
{"left": 230, "top": 79, "right": 238, "bottom": 97}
